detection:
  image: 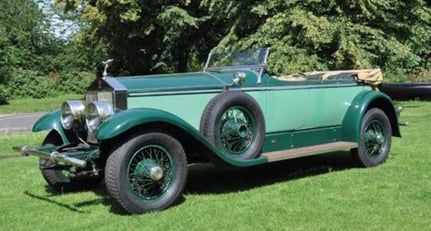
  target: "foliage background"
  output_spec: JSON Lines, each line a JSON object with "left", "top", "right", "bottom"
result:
{"left": 0, "top": 0, "right": 430, "bottom": 103}
{"left": 0, "top": 0, "right": 101, "bottom": 103}
{"left": 56, "top": 0, "right": 430, "bottom": 77}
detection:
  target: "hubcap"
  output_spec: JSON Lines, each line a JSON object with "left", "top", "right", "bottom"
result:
{"left": 364, "top": 120, "right": 386, "bottom": 158}
{"left": 134, "top": 159, "right": 164, "bottom": 181}
{"left": 150, "top": 166, "right": 164, "bottom": 181}
{"left": 127, "top": 145, "right": 174, "bottom": 200}
{"left": 238, "top": 124, "right": 249, "bottom": 138}
{"left": 218, "top": 106, "right": 255, "bottom": 155}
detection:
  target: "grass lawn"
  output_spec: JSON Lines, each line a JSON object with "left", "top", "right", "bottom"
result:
{"left": 0, "top": 100, "right": 430, "bottom": 230}
{"left": 0, "top": 94, "right": 82, "bottom": 114}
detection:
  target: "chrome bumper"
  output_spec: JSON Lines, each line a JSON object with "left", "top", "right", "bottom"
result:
{"left": 14, "top": 146, "right": 87, "bottom": 168}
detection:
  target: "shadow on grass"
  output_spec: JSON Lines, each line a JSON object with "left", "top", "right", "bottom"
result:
{"left": 24, "top": 151, "right": 357, "bottom": 215}
{"left": 23, "top": 190, "right": 90, "bottom": 214}
{"left": 185, "top": 151, "right": 356, "bottom": 195}
{"left": 23, "top": 184, "right": 130, "bottom": 215}
{"left": 0, "top": 154, "right": 23, "bottom": 161}
{"left": 40, "top": 183, "right": 130, "bottom": 216}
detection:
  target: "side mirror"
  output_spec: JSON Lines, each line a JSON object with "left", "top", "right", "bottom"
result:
{"left": 233, "top": 72, "right": 246, "bottom": 85}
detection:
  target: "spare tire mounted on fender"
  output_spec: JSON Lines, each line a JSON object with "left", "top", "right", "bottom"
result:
{"left": 200, "top": 91, "right": 265, "bottom": 160}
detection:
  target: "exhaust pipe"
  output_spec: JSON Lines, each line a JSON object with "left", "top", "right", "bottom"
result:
{"left": 15, "top": 146, "right": 87, "bottom": 168}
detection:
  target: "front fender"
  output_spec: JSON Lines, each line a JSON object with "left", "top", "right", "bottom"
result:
{"left": 95, "top": 108, "right": 267, "bottom": 167}
{"left": 95, "top": 108, "right": 197, "bottom": 140}
{"left": 342, "top": 91, "right": 400, "bottom": 142}
{"left": 32, "top": 110, "right": 72, "bottom": 144}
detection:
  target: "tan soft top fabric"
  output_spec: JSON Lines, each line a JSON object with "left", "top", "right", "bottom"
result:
{"left": 354, "top": 68, "right": 383, "bottom": 85}
{"left": 276, "top": 68, "right": 383, "bottom": 90}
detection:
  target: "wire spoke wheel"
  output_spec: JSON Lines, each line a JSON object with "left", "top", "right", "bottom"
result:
{"left": 364, "top": 120, "right": 386, "bottom": 158}
{"left": 39, "top": 131, "right": 103, "bottom": 192}
{"left": 352, "top": 108, "right": 392, "bottom": 167}
{"left": 127, "top": 145, "right": 174, "bottom": 200}
{"left": 105, "top": 132, "right": 187, "bottom": 214}
{"left": 218, "top": 106, "right": 255, "bottom": 155}
{"left": 200, "top": 91, "right": 265, "bottom": 160}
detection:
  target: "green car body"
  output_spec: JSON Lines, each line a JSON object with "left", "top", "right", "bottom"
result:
{"left": 22, "top": 48, "right": 400, "bottom": 214}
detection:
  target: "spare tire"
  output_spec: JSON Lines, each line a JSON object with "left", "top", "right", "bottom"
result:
{"left": 200, "top": 91, "right": 265, "bottom": 160}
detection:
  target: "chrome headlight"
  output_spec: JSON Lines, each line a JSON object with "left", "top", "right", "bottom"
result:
{"left": 86, "top": 101, "right": 114, "bottom": 133}
{"left": 61, "top": 100, "right": 85, "bottom": 130}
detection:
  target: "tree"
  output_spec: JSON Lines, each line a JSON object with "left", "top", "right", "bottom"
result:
{"left": 54, "top": 0, "right": 224, "bottom": 75}
{"left": 0, "top": 0, "right": 54, "bottom": 101}
{"left": 55, "top": 0, "right": 430, "bottom": 81}
{"left": 37, "top": 0, "right": 80, "bottom": 39}
{"left": 213, "top": 0, "right": 431, "bottom": 79}
{"left": 0, "top": 1, "right": 50, "bottom": 72}
{"left": 0, "top": 0, "right": 95, "bottom": 101}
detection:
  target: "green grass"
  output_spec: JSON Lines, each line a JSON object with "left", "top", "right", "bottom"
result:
{"left": 0, "top": 94, "right": 82, "bottom": 114}
{"left": 1, "top": 101, "right": 430, "bottom": 230}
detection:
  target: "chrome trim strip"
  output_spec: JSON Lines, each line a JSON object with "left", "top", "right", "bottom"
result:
{"left": 262, "top": 82, "right": 359, "bottom": 91}
{"left": 104, "top": 77, "right": 127, "bottom": 91}
{"left": 262, "top": 141, "right": 358, "bottom": 162}
{"left": 265, "top": 125, "right": 342, "bottom": 135}
{"left": 129, "top": 89, "right": 224, "bottom": 97}
{"left": 128, "top": 82, "right": 360, "bottom": 97}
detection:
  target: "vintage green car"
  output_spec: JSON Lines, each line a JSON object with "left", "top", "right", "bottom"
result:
{"left": 17, "top": 48, "right": 400, "bottom": 214}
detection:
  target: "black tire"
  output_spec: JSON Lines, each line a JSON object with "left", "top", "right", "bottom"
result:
{"left": 105, "top": 132, "right": 187, "bottom": 214}
{"left": 200, "top": 91, "right": 265, "bottom": 160}
{"left": 39, "top": 131, "right": 103, "bottom": 192}
{"left": 351, "top": 108, "right": 392, "bottom": 167}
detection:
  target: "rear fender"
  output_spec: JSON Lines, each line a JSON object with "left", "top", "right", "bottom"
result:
{"left": 342, "top": 91, "right": 401, "bottom": 143}
{"left": 95, "top": 108, "right": 267, "bottom": 167}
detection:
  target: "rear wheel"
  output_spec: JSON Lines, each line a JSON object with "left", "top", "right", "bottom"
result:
{"left": 352, "top": 108, "right": 392, "bottom": 167}
{"left": 105, "top": 132, "right": 187, "bottom": 214}
{"left": 39, "top": 131, "right": 103, "bottom": 192}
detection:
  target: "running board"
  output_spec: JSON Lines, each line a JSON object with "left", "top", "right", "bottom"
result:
{"left": 262, "top": 142, "right": 358, "bottom": 162}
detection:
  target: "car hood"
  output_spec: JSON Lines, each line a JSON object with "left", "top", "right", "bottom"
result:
{"left": 113, "top": 71, "right": 231, "bottom": 94}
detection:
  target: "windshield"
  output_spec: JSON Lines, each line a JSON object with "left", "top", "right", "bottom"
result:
{"left": 204, "top": 48, "right": 270, "bottom": 72}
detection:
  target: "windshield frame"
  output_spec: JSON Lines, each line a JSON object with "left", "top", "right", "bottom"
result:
{"left": 203, "top": 48, "right": 270, "bottom": 83}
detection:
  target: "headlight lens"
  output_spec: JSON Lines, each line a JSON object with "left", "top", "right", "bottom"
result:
{"left": 61, "top": 100, "right": 85, "bottom": 130}
{"left": 86, "top": 101, "right": 114, "bottom": 133}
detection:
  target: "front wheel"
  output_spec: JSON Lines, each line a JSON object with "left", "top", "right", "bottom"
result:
{"left": 39, "top": 131, "right": 103, "bottom": 192}
{"left": 105, "top": 132, "right": 187, "bottom": 214}
{"left": 352, "top": 108, "right": 392, "bottom": 167}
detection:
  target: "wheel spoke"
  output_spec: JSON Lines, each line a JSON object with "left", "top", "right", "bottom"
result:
{"left": 127, "top": 145, "right": 174, "bottom": 200}
{"left": 364, "top": 120, "right": 386, "bottom": 157}
{"left": 218, "top": 106, "right": 255, "bottom": 155}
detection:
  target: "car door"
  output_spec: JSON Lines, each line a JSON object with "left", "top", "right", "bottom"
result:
{"left": 263, "top": 81, "right": 366, "bottom": 133}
